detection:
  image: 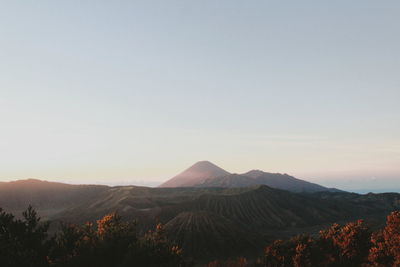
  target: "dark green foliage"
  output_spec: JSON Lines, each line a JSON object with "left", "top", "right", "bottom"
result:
{"left": 0, "top": 206, "right": 50, "bottom": 267}
{"left": 122, "top": 223, "right": 184, "bottom": 267}
{"left": 0, "top": 207, "right": 185, "bottom": 267}
{"left": 49, "top": 213, "right": 185, "bottom": 267}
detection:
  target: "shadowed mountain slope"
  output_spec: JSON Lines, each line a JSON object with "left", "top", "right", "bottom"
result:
{"left": 197, "top": 174, "right": 260, "bottom": 188}
{"left": 159, "top": 161, "right": 230, "bottom": 188}
{"left": 165, "top": 211, "right": 256, "bottom": 258}
{"left": 190, "top": 186, "right": 354, "bottom": 230}
{"left": 0, "top": 179, "right": 109, "bottom": 218}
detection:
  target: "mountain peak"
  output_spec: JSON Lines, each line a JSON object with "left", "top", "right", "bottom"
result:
{"left": 159, "top": 161, "right": 230, "bottom": 188}
{"left": 194, "top": 160, "right": 214, "bottom": 165}
{"left": 190, "top": 161, "right": 224, "bottom": 170}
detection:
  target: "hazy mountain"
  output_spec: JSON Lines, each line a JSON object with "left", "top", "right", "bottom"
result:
{"left": 160, "top": 161, "right": 339, "bottom": 192}
{"left": 159, "top": 161, "right": 230, "bottom": 187}
{"left": 243, "top": 170, "right": 340, "bottom": 192}
{"left": 0, "top": 179, "right": 108, "bottom": 218}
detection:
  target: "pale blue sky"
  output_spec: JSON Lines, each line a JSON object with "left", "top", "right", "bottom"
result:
{"left": 1, "top": 1, "right": 399, "bottom": 191}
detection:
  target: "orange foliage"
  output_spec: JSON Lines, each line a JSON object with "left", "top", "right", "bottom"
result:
{"left": 368, "top": 211, "right": 400, "bottom": 267}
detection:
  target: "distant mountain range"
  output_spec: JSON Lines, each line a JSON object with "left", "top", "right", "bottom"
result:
{"left": 1, "top": 179, "right": 399, "bottom": 260}
{"left": 160, "top": 161, "right": 340, "bottom": 193}
{"left": 1, "top": 162, "right": 398, "bottom": 261}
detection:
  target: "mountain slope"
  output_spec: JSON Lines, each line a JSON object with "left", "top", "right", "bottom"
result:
{"left": 51, "top": 184, "right": 399, "bottom": 259}
{"left": 160, "top": 161, "right": 340, "bottom": 192}
{"left": 159, "top": 161, "right": 230, "bottom": 188}
{"left": 190, "top": 186, "right": 353, "bottom": 230}
{"left": 197, "top": 174, "right": 260, "bottom": 188}
{"left": 244, "top": 170, "right": 339, "bottom": 192}
{"left": 197, "top": 170, "right": 339, "bottom": 192}
{"left": 0, "top": 179, "right": 109, "bottom": 218}
{"left": 165, "top": 211, "right": 256, "bottom": 258}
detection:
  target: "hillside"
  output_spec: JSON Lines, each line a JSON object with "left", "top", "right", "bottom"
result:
{"left": 50, "top": 185, "right": 399, "bottom": 259}
{"left": 197, "top": 174, "right": 260, "bottom": 188}
{"left": 198, "top": 171, "right": 338, "bottom": 193}
{"left": 243, "top": 170, "right": 339, "bottom": 192}
{"left": 0, "top": 179, "right": 109, "bottom": 218}
{"left": 164, "top": 211, "right": 256, "bottom": 258}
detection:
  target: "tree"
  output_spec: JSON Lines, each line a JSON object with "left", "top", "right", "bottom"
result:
{"left": 122, "top": 223, "right": 185, "bottom": 267}
{"left": 368, "top": 211, "right": 400, "bottom": 267}
{"left": 292, "top": 236, "right": 314, "bottom": 267}
{"left": 318, "top": 220, "right": 371, "bottom": 267}
{"left": 0, "top": 206, "right": 50, "bottom": 267}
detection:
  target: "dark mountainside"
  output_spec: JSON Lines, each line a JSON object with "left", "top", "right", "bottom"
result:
{"left": 1, "top": 179, "right": 400, "bottom": 262}
{"left": 159, "top": 161, "right": 230, "bottom": 187}
{"left": 0, "top": 163, "right": 398, "bottom": 262}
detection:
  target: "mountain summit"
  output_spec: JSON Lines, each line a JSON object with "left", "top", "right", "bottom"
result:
{"left": 159, "top": 161, "right": 230, "bottom": 187}
{"left": 160, "top": 161, "right": 340, "bottom": 192}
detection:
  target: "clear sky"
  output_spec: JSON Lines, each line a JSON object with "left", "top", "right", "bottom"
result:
{"left": 1, "top": 1, "right": 399, "bottom": 192}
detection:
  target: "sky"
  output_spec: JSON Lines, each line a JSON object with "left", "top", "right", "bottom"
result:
{"left": 1, "top": 1, "right": 399, "bottom": 192}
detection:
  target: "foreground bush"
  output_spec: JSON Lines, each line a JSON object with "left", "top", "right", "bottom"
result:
{"left": 261, "top": 212, "right": 400, "bottom": 267}
{"left": 0, "top": 207, "right": 185, "bottom": 267}
{"left": 0, "top": 206, "right": 50, "bottom": 267}
{"left": 205, "top": 212, "right": 400, "bottom": 267}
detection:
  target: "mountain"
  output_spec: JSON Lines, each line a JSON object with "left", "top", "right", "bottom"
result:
{"left": 0, "top": 179, "right": 108, "bottom": 218}
{"left": 160, "top": 162, "right": 340, "bottom": 192}
{"left": 197, "top": 174, "right": 260, "bottom": 188}
{"left": 242, "top": 170, "right": 339, "bottom": 192}
{"left": 198, "top": 172, "right": 340, "bottom": 192}
{"left": 1, "top": 178, "right": 399, "bottom": 260}
{"left": 50, "top": 184, "right": 399, "bottom": 259}
{"left": 159, "top": 161, "right": 230, "bottom": 187}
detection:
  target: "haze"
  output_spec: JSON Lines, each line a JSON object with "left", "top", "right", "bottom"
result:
{"left": 1, "top": 1, "right": 399, "bottom": 192}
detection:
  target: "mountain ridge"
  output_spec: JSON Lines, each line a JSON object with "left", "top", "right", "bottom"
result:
{"left": 161, "top": 161, "right": 340, "bottom": 192}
